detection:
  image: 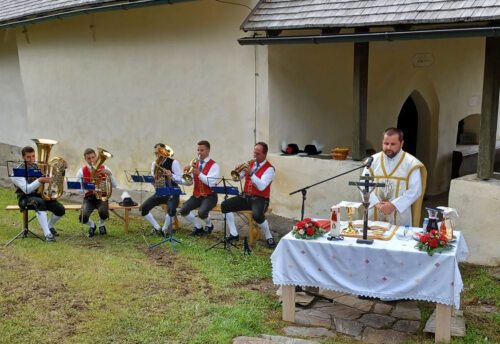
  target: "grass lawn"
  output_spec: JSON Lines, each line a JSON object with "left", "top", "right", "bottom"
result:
{"left": 0, "top": 187, "right": 498, "bottom": 344}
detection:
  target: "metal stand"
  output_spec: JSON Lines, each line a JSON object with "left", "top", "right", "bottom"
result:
{"left": 5, "top": 208, "right": 44, "bottom": 246}
{"left": 207, "top": 178, "right": 239, "bottom": 252}
{"left": 148, "top": 186, "right": 184, "bottom": 251}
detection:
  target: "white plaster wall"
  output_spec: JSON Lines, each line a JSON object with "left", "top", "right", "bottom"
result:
{"left": 268, "top": 38, "right": 485, "bottom": 196}
{"left": 449, "top": 173, "right": 500, "bottom": 266}
{"left": 0, "top": 29, "right": 27, "bottom": 145}
{"left": 268, "top": 153, "right": 361, "bottom": 219}
{"left": 9, "top": 1, "right": 261, "bottom": 197}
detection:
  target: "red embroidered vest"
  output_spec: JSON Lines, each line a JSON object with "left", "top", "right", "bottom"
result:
{"left": 244, "top": 160, "right": 273, "bottom": 198}
{"left": 82, "top": 165, "right": 105, "bottom": 197}
{"left": 193, "top": 159, "right": 215, "bottom": 197}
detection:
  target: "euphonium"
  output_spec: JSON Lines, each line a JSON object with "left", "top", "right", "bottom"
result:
{"left": 154, "top": 145, "right": 174, "bottom": 187}
{"left": 91, "top": 147, "right": 113, "bottom": 201}
{"left": 231, "top": 160, "right": 254, "bottom": 181}
{"left": 182, "top": 156, "right": 199, "bottom": 183}
{"left": 32, "top": 138, "right": 67, "bottom": 200}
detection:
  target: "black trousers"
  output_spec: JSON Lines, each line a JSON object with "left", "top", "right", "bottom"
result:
{"left": 179, "top": 193, "right": 218, "bottom": 220}
{"left": 141, "top": 194, "right": 179, "bottom": 217}
{"left": 18, "top": 195, "right": 65, "bottom": 216}
{"left": 220, "top": 194, "right": 269, "bottom": 224}
{"left": 80, "top": 195, "right": 108, "bottom": 224}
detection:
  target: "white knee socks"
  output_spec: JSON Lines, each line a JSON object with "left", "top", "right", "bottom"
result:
{"left": 144, "top": 213, "right": 160, "bottom": 230}
{"left": 225, "top": 212, "right": 238, "bottom": 236}
{"left": 162, "top": 214, "right": 172, "bottom": 231}
{"left": 259, "top": 220, "right": 272, "bottom": 240}
{"left": 36, "top": 211, "right": 51, "bottom": 237}
{"left": 48, "top": 215, "right": 61, "bottom": 229}
{"left": 183, "top": 211, "right": 203, "bottom": 229}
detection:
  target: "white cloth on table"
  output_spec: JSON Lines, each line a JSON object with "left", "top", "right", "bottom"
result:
{"left": 271, "top": 229, "right": 468, "bottom": 309}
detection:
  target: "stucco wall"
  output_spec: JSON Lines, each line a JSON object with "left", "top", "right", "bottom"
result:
{"left": 7, "top": 1, "right": 262, "bottom": 198}
{"left": 268, "top": 38, "right": 487, "bottom": 197}
{"left": 449, "top": 174, "right": 500, "bottom": 266}
{"left": 0, "top": 30, "right": 27, "bottom": 144}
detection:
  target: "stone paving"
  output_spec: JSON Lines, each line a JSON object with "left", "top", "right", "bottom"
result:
{"left": 233, "top": 288, "right": 466, "bottom": 344}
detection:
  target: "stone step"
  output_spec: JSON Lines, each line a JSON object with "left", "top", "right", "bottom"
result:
{"left": 424, "top": 309, "right": 466, "bottom": 337}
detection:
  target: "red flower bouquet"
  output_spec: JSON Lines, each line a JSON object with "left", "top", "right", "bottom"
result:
{"left": 415, "top": 229, "right": 453, "bottom": 256}
{"left": 292, "top": 218, "right": 325, "bottom": 240}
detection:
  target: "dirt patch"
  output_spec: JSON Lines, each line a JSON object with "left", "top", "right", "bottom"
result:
{"left": 242, "top": 278, "right": 278, "bottom": 299}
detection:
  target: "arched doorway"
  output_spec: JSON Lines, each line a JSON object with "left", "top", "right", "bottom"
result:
{"left": 397, "top": 96, "right": 418, "bottom": 156}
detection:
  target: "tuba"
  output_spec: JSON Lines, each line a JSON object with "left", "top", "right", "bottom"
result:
{"left": 153, "top": 145, "right": 174, "bottom": 187}
{"left": 32, "top": 138, "right": 67, "bottom": 200}
{"left": 91, "top": 147, "right": 113, "bottom": 201}
{"left": 231, "top": 160, "right": 254, "bottom": 181}
{"left": 182, "top": 156, "right": 199, "bottom": 183}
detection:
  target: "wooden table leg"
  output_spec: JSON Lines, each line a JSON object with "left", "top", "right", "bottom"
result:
{"left": 124, "top": 208, "right": 129, "bottom": 234}
{"left": 435, "top": 303, "right": 452, "bottom": 343}
{"left": 282, "top": 285, "right": 295, "bottom": 322}
{"left": 248, "top": 213, "right": 254, "bottom": 245}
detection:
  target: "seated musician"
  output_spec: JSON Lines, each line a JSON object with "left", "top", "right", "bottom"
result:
{"left": 76, "top": 148, "right": 116, "bottom": 237}
{"left": 141, "top": 143, "right": 186, "bottom": 236}
{"left": 221, "top": 142, "right": 277, "bottom": 249}
{"left": 10, "top": 146, "right": 65, "bottom": 241}
{"left": 179, "top": 140, "right": 220, "bottom": 236}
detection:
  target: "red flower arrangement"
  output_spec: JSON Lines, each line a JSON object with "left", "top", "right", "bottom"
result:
{"left": 415, "top": 229, "right": 453, "bottom": 256}
{"left": 292, "top": 218, "right": 325, "bottom": 240}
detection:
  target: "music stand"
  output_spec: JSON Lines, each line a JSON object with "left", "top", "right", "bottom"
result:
{"left": 148, "top": 186, "right": 184, "bottom": 251}
{"left": 125, "top": 170, "right": 153, "bottom": 205}
{"left": 207, "top": 177, "right": 240, "bottom": 252}
{"left": 5, "top": 161, "right": 45, "bottom": 246}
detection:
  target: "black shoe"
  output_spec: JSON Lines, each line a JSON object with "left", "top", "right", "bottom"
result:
{"left": 99, "top": 225, "right": 107, "bottom": 235}
{"left": 45, "top": 234, "right": 55, "bottom": 242}
{"left": 267, "top": 238, "right": 277, "bottom": 249}
{"left": 89, "top": 225, "right": 96, "bottom": 238}
{"left": 227, "top": 234, "right": 239, "bottom": 242}
{"left": 150, "top": 228, "right": 162, "bottom": 236}
{"left": 205, "top": 224, "right": 214, "bottom": 234}
{"left": 49, "top": 227, "right": 59, "bottom": 237}
{"left": 190, "top": 227, "right": 207, "bottom": 236}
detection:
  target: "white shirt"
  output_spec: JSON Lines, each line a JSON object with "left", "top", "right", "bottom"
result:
{"left": 11, "top": 176, "right": 41, "bottom": 195}
{"left": 75, "top": 164, "right": 117, "bottom": 192}
{"left": 196, "top": 157, "right": 220, "bottom": 188}
{"left": 150, "top": 159, "right": 186, "bottom": 185}
{"left": 240, "top": 159, "right": 275, "bottom": 191}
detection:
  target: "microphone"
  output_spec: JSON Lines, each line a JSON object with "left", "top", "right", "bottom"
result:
{"left": 363, "top": 156, "right": 374, "bottom": 168}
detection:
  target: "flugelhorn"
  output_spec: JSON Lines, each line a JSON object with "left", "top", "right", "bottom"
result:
{"left": 231, "top": 160, "right": 254, "bottom": 181}
{"left": 183, "top": 156, "right": 200, "bottom": 183}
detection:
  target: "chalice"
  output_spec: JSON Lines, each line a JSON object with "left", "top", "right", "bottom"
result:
{"left": 343, "top": 207, "right": 358, "bottom": 234}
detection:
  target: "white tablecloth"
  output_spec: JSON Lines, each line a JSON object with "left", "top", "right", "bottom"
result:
{"left": 271, "top": 228, "right": 468, "bottom": 308}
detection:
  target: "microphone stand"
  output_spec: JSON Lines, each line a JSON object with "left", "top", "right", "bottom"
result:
{"left": 290, "top": 163, "right": 368, "bottom": 221}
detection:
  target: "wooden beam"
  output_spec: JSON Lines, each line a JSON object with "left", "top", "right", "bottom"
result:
{"left": 352, "top": 39, "right": 369, "bottom": 160}
{"left": 478, "top": 37, "right": 500, "bottom": 179}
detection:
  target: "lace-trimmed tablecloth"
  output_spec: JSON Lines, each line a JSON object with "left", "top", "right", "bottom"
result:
{"left": 271, "top": 229, "right": 468, "bottom": 309}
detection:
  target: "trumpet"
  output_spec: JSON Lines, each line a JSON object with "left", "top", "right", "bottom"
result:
{"left": 182, "top": 156, "right": 200, "bottom": 183}
{"left": 231, "top": 160, "right": 254, "bottom": 181}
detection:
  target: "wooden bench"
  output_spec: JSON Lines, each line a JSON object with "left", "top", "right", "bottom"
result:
{"left": 6, "top": 203, "right": 270, "bottom": 244}
{"left": 6, "top": 203, "right": 140, "bottom": 234}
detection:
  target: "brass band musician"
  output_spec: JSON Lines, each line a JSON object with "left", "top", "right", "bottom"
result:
{"left": 221, "top": 142, "right": 276, "bottom": 248}
{"left": 10, "top": 146, "right": 66, "bottom": 241}
{"left": 141, "top": 143, "right": 185, "bottom": 235}
{"left": 179, "top": 140, "right": 220, "bottom": 236}
{"left": 76, "top": 148, "right": 116, "bottom": 237}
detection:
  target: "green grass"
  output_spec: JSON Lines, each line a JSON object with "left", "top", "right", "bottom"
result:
{"left": 0, "top": 187, "right": 498, "bottom": 343}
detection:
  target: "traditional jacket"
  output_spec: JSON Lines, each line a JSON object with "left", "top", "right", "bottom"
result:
{"left": 193, "top": 159, "right": 216, "bottom": 197}
{"left": 244, "top": 160, "right": 274, "bottom": 198}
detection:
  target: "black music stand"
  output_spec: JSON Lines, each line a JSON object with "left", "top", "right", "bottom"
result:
{"left": 148, "top": 186, "right": 184, "bottom": 251}
{"left": 5, "top": 162, "right": 45, "bottom": 246}
{"left": 125, "top": 170, "right": 153, "bottom": 205}
{"left": 207, "top": 178, "right": 240, "bottom": 252}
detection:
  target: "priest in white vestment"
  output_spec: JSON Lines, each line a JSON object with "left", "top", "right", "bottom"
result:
{"left": 361, "top": 128, "right": 426, "bottom": 226}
